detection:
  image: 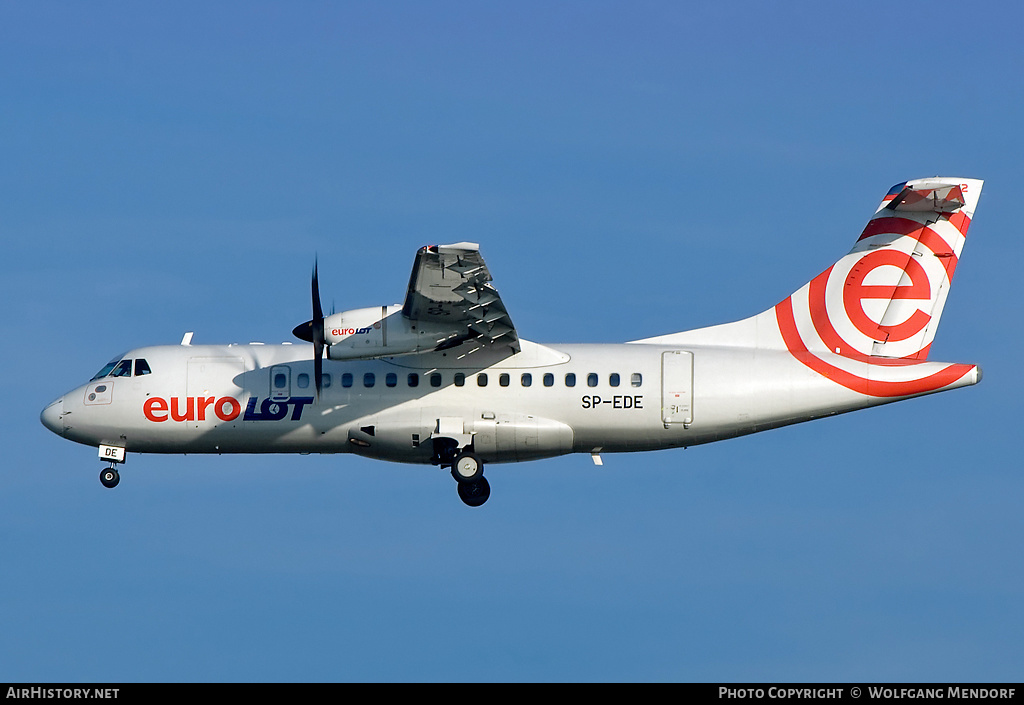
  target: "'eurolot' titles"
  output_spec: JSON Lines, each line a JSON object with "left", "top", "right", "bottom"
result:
{"left": 142, "top": 396, "right": 315, "bottom": 423}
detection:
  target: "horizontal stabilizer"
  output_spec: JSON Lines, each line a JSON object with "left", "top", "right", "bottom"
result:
{"left": 884, "top": 181, "right": 968, "bottom": 213}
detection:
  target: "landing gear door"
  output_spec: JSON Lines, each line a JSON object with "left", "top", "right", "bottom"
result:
{"left": 661, "top": 350, "right": 693, "bottom": 426}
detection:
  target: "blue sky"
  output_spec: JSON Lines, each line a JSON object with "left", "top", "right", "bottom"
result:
{"left": 2, "top": 1, "right": 1022, "bottom": 682}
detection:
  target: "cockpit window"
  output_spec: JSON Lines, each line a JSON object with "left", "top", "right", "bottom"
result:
{"left": 90, "top": 355, "right": 150, "bottom": 380}
{"left": 111, "top": 360, "right": 133, "bottom": 378}
{"left": 91, "top": 356, "right": 125, "bottom": 381}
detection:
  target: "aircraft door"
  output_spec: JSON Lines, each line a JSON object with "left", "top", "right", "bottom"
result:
{"left": 661, "top": 350, "right": 693, "bottom": 427}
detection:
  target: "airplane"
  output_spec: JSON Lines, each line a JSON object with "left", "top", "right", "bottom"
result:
{"left": 41, "top": 177, "right": 983, "bottom": 507}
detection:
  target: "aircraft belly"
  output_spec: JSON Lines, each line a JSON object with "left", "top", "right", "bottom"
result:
{"left": 340, "top": 402, "right": 575, "bottom": 465}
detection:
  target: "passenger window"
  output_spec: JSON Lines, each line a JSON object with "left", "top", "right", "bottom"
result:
{"left": 297, "top": 373, "right": 310, "bottom": 389}
{"left": 499, "top": 373, "right": 510, "bottom": 387}
{"left": 565, "top": 373, "right": 576, "bottom": 387}
{"left": 609, "top": 373, "right": 620, "bottom": 387}
{"left": 521, "top": 373, "right": 532, "bottom": 387}
{"left": 323, "top": 373, "right": 332, "bottom": 388}
{"left": 430, "top": 373, "right": 442, "bottom": 387}
{"left": 386, "top": 372, "right": 397, "bottom": 387}
{"left": 111, "top": 360, "right": 133, "bottom": 378}
{"left": 454, "top": 373, "right": 465, "bottom": 387}
{"left": 363, "top": 373, "right": 375, "bottom": 387}
{"left": 631, "top": 373, "right": 643, "bottom": 387}
{"left": 342, "top": 373, "right": 353, "bottom": 388}
{"left": 587, "top": 373, "right": 598, "bottom": 387}
{"left": 134, "top": 359, "right": 152, "bottom": 376}
{"left": 408, "top": 373, "right": 419, "bottom": 387}
{"left": 543, "top": 373, "right": 554, "bottom": 387}
{"left": 477, "top": 373, "right": 488, "bottom": 387}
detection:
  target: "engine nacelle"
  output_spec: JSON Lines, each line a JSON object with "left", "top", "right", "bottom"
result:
{"left": 324, "top": 305, "right": 463, "bottom": 360}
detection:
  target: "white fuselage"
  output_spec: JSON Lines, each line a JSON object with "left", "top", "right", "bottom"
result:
{"left": 42, "top": 336, "right": 977, "bottom": 466}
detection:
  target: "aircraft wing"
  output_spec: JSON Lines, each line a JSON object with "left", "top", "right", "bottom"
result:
{"left": 402, "top": 242, "right": 520, "bottom": 353}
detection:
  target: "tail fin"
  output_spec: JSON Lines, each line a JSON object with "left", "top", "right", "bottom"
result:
{"left": 632, "top": 177, "right": 982, "bottom": 362}
{"left": 783, "top": 177, "right": 982, "bottom": 361}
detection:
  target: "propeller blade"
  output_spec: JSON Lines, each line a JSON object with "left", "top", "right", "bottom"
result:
{"left": 292, "top": 259, "right": 328, "bottom": 398}
{"left": 312, "top": 260, "right": 324, "bottom": 325}
{"left": 311, "top": 260, "right": 325, "bottom": 398}
{"left": 314, "top": 342, "right": 323, "bottom": 398}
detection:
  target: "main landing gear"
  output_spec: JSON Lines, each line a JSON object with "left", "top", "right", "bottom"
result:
{"left": 457, "top": 475, "right": 490, "bottom": 507}
{"left": 433, "top": 439, "right": 490, "bottom": 507}
{"left": 450, "top": 450, "right": 489, "bottom": 507}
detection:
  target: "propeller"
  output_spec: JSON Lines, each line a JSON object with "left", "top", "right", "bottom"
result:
{"left": 291, "top": 259, "right": 326, "bottom": 398}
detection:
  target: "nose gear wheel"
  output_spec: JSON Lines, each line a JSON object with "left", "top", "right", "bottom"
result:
{"left": 100, "top": 467, "right": 120, "bottom": 488}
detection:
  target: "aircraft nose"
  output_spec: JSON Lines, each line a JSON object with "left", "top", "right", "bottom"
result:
{"left": 40, "top": 397, "right": 64, "bottom": 437}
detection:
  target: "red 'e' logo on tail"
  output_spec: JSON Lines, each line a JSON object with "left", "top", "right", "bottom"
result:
{"left": 842, "top": 250, "right": 932, "bottom": 344}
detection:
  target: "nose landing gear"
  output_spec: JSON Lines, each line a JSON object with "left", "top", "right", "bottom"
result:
{"left": 100, "top": 466, "right": 120, "bottom": 488}
{"left": 97, "top": 444, "right": 126, "bottom": 489}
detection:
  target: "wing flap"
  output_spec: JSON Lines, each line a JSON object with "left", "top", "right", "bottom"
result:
{"left": 403, "top": 243, "right": 520, "bottom": 353}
